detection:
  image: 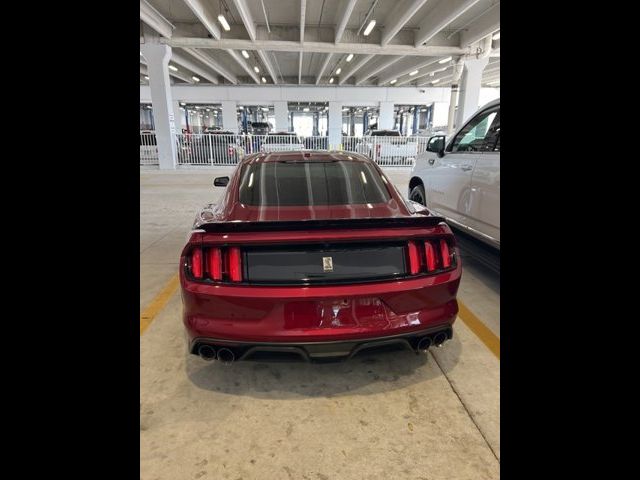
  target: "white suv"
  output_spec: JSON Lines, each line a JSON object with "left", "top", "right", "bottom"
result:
{"left": 408, "top": 99, "right": 500, "bottom": 249}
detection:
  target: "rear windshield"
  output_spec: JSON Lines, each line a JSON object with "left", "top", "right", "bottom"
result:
{"left": 263, "top": 135, "right": 301, "bottom": 144}
{"left": 238, "top": 160, "right": 391, "bottom": 206}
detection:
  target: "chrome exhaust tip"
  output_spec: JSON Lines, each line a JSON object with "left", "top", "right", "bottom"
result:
{"left": 433, "top": 332, "right": 448, "bottom": 347}
{"left": 197, "top": 344, "right": 217, "bottom": 361}
{"left": 216, "top": 348, "right": 235, "bottom": 364}
{"left": 416, "top": 336, "right": 432, "bottom": 352}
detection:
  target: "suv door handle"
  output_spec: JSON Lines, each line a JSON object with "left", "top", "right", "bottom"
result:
{"left": 428, "top": 158, "right": 435, "bottom": 165}
{"left": 460, "top": 165, "right": 473, "bottom": 172}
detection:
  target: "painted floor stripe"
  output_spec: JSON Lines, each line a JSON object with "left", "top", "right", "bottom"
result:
{"left": 140, "top": 273, "right": 180, "bottom": 335}
{"left": 457, "top": 301, "right": 500, "bottom": 359}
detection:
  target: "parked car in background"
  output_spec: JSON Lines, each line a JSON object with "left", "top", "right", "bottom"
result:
{"left": 178, "top": 130, "right": 245, "bottom": 165}
{"left": 260, "top": 132, "right": 305, "bottom": 152}
{"left": 180, "top": 151, "right": 461, "bottom": 363}
{"left": 408, "top": 99, "right": 500, "bottom": 248}
{"left": 355, "top": 130, "right": 419, "bottom": 164}
{"left": 250, "top": 122, "right": 271, "bottom": 135}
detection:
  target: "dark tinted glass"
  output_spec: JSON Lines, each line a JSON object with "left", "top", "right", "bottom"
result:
{"left": 238, "top": 160, "right": 391, "bottom": 206}
{"left": 371, "top": 130, "right": 400, "bottom": 136}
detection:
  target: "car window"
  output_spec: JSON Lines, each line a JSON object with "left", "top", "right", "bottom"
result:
{"left": 449, "top": 107, "right": 500, "bottom": 152}
{"left": 238, "top": 160, "right": 391, "bottom": 206}
{"left": 372, "top": 131, "right": 400, "bottom": 136}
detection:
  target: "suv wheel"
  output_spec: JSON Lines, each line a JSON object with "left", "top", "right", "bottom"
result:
{"left": 409, "top": 184, "right": 426, "bottom": 206}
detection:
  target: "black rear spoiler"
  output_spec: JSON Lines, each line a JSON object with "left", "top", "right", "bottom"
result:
{"left": 196, "top": 215, "right": 448, "bottom": 233}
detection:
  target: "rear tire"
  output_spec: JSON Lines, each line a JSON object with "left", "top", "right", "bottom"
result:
{"left": 409, "top": 184, "right": 426, "bottom": 206}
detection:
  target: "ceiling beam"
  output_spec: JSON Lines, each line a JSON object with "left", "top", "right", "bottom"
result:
{"left": 355, "top": 56, "right": 403, "bottom": 85}
{"left": 183, "top": 0, "right": 260, "bottom": 84}
{"left": 299, "top": 0, "right": 306, "bottom": 84}
{"left": 377, "top": 56, "right": 441, "bottom": 85}
{"left": 338, "top": 54, "right": 375, "bottom": 84}
{"left": 315, "top": 54, "right": 333, "bottom": 85}
{"left": 414, "top": 0, "right": 481, "bottom": 47}
{"left": 167, "top": 37, "right": 468, "bottom": 57}
{"left": 460, "top": 4, "right": 500, "bottom": 47}
{"left": 231, "top": 0, "right": 279, "bottom": 84}
{"left": 395, "top": 60, "right": 452, "bottom": 86}
{"left": 227, "top": 50, "right": 261, "bottom": 84}
{"left": 381, "top": 0, "right": 429, "bottom": 46}
{"left": 140, "top": 0, "right": 174, "bottom": 39}
{"left": 140, "top": 59, "right": 194, "bottom": 83}
{"left": 334, "top": 0, "right": 358, "bottom": 43}
{"left": 172, "top": 50, "right": 219, "bottom": 84}
{"left": 416, "top": 70, "right": 453, "bottom": 87}
{"left": 182, "top": 48, "right": 238, "bottom": 84}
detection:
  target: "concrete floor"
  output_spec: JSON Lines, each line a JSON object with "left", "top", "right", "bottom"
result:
{"left": 140, "top": 167, "right": 500, "bottom": 480}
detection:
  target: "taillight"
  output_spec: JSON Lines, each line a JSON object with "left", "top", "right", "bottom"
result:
{"left": 440, "top": 239, "right": 451, "bottom": 268}
{"left": 207, "top": 247, "right": 222, "bottom": 281}
{"left": 191, "top": 247, "right": 203, "bottom": 279}
{"left": 228, "top": 247, "right": 242, "bottom": 282}
{"left": 407, "top": 241, "right": 420, "bottom": 275}
{"left": 424, "top": 241, "right": 437, "bottom": 272}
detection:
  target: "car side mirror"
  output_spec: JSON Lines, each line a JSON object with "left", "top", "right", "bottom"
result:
{"left": 427, "top": 135, "right": 446, "bottom": 157}
{"left": 213, "top": 176, "right": 229, "bottom": 187}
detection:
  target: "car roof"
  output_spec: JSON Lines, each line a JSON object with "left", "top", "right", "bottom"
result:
{"left": 241, "top": 150, "right": 372, "bottom": 164}
{"left": 479, "top": 98, "right": 500, "bottom": 110}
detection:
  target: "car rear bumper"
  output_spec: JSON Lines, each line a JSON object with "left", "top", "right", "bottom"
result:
{"left": 190, "top": 325, "right": 453, "bottom": 362}
{"left": 181, "top": 266, "right": 461, "bottom": 361}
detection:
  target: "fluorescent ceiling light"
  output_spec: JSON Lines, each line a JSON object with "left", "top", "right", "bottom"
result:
{"left": 261, "top": 76, "right": 267, "bottom": 83}
{"left": 409, "top": 70, "right": 419, "bottom": 76}
{"left": 438, "top": 56, "right": 452, "bottom": 64}
{"left": 346, "top": 53, "right": 354, "bottom": 62}
{"left": 363, "top": 19, "right": 376, "bottom": 36}
{"left": 169, "top": 65, "right": 178, "bottom": 71}
{"left": 435, "top": 67, "right": 447, "bottom": 73}
{"left": 262, "top": 107, "right": 269, "bottom": 111}
{"left": 140, "top": 51, "right": 142, "bottom": 56}
{"left": 429, "top": 72, "right": 435, "bottom": 77}
{"left": 421, "top": 108, "right": 427, "bottom": 112}
{"left": 329, "top": 77, "right": 334, "bottom": 83}
{"left": 487, "top": 80, "right": 500, "bottom": 85}
{"left": 218, "top": 15, "right": 231, "bottom": 31}
{"left": 492, "top": 32, "right": 500, "bottom": 40}
{"left": 336, "top": 67, "right": 342, "bottom": 75}
{"left": 238, "top": 106, "right": 244, "bottom": 109}
{"left": 180, "top": 102, "right": 186, "bottom": 106}
{"left": 192, "top": 76, "right": 200, "bottom": 82}
{"left": 144, "top": 75, "right": 149, "bottom": 80}
{"left": 431, "top": 79, "right": 440, "bottom": 83}
{"left": 390, "top": 79, "right": 397, "bottom": 84}
{"left": 206, "top": 108, "right": 210, "bottom": 111}
{"left": 241, "top": 50, "right": 250, "bottom": 59}
{"left": 254, "top": 66, "right": 260, "bottom": 73}
{"left": 303, "top": 107, "right": 309, "bottom": 112}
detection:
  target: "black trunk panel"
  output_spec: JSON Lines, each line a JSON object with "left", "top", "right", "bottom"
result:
{"left": 243, "top": 242, "right": 407, "bottom": 284}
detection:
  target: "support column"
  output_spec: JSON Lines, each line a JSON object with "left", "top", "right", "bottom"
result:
{"left": 141, "top": 42, "right": 177, "bottom": 169}
{"left": 455, "top": 57, "right": 489, "bottom": 128}
{"left": 274, "top": 101, "right": 289, "bottom": 132}
{"left": 379, "top": 101, "right": 395, "bottom": 130}
{"left": 328, "top": 101, "right": 343, "bottom": 149}
{"left": 221, "top": 101, "right": 238, "bottom": 133}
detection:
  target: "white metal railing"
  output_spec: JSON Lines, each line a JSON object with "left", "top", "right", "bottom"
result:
{"left": 142, "top": 131, "right": 432, "bottom": 167}
{"left": 139, "top": 131, "right": 159, "bottom": 165}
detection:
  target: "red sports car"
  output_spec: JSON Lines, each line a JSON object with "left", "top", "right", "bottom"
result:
{"left": 180, "top": 151, "right": 461, "bottom": 363}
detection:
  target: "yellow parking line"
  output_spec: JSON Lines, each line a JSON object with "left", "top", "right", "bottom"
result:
{"left": 457, "top": 301, "right": 500, "bottom": 359}
{"left": 140, "top": 273, "right": 180, "bottom": 335}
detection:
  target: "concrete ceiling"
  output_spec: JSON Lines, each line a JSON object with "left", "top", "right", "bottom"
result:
{"left": 140, "top": 0, "right": 500, "bottom": 87}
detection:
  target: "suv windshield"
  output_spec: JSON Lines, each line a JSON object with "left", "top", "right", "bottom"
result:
{"left": 238, "top": 160, "right": 391, "bottom": 206}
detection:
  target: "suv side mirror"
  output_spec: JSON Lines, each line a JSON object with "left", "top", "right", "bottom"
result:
{"left": 213, "top": 176, "right": 229, "bottom": 187}
{"left": 426, "top": 135, "right": 446, "bottom": 157}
